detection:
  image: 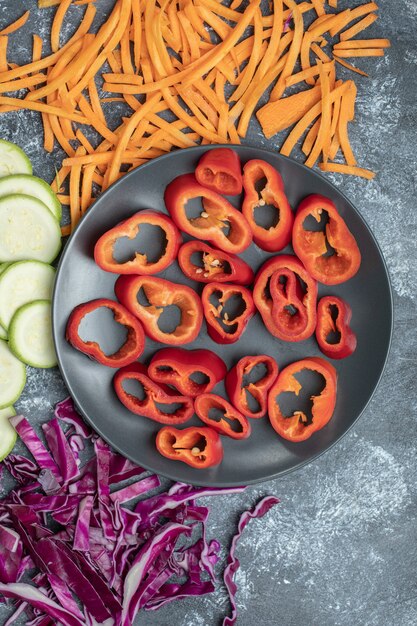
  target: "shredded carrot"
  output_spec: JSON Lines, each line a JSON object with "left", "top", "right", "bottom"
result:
{"left": 270, "top": 0, "right": 303, "bottom": 100}
{"left": 334, "top": 56, "right": 369, "bottom": 77}
{"left": 0, "top": 11, "right": 30, "bottom": 37}
{"left": 334, "top": 48, "right": 385, "bottom": 57}
{"left": 305, "top": 62, "right": 332, "bottom": 166}
{"left": 311, "top": 42, "right": 331, "bottom": 63}
{"left": 61, "top": 223, "right": 71, "bottom": 236}
{"left": 0, "top": 37, "right": 8, "bottom": 73}
{"left": 340, "top": 13, "right": 378, "bottom": 42}
{"left": 51, "top": 0, "right": 72, "bottom": 53}
{"left": 338, "top": 80, "right": 357, "bottom": 166}
{"left": 81, "top": 163, "right": 96, "bottom": 213}
{"left": 302, "top": 118, "right": 320, "bottom": 156}
{"left": 311, "top": 0, "right": 325, "bottom": 17}
{"left": 334, "top": 38, "right": 390, "bottom": 49}
{"left": 69, "top": 146, "right": 86, "bottom": 230}
{"left": 319, "top": 162, "right": 375, "bottom": 179}
{"left": 328, "top": 0, "right": 338, "bottom": 7}
{"left": 257, "top": 83, "right": 322, "bottom": 138}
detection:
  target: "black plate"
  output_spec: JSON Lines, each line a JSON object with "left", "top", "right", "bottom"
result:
{"left": 52, "top": 145, "right": 393, "bottom": 487}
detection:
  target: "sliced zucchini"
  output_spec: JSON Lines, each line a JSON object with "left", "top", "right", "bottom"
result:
{"left": 0, "top": 339, "right": 26, "bottom": 409}
{"left": 0, "top": 405, "right": 17, "bottom": 461}
{"left": 0, "top": 175, "right": 61, "bottom": 221}
{"left": 0, "top": 326, "right": 6, "bottom": 340}
{"left": 0, "top": 262, "right": 12, "bottom": 275}
{"left": 0, "top": 140, "right": 32, "bottom": 178}
{"left": 0, "top": 194, "right": 61, "bottom": 263}
{"left": 9, "top": 300, "right": 57, "bottom": 369}
{"left": 0, "top": 260, "right": 55, "bottom": 330}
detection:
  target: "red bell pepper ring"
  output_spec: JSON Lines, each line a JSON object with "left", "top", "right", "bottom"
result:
{"left": 115, "top": 275, "right": 203, "bottom": 345}
{"left": 225, "top": 354, "right": 279, "bottom": 419}
{"left": 148, "top": 347, "right": 227, "bottom": 397}
{"left": 242, "top": 159, "right": 294, "bottom": 252}
{"left": 66, "top": 298, "right": 145, "bottom": 368}
{"left": 156, "top": 425, "right": 223, "bottom": 468}
{"left": 195, "top": 148, "right": 243, "bottom": 195}
{"left": 113, "top": 362, "right": 194, "bottom": 424}
{"left": 164, "top": 173, "right": 252, "bottom": 254}
{"left": 268, "top": 357, "right": 337, "bottom": 442}
{"left": 177, "top": 240, "right": 254, "bottom": 285}
{"left": 253, "top": 255, "right": 318, "bottom": 342}
{"left": 94, "top": 210, "right": 182, "bottom": 275}
{"left": 316, "top": 296, "right": 357, "bottom": 359}
{"left": 292, "top": 194, "right": 361, "bottom": 285}
{"left": 194, "top": 394, "right": 251, "bottom": 440}
{"left": 201, "top": 282, "right": 255, "bottom": 344}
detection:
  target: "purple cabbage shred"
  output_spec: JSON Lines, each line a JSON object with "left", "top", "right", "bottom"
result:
{"left": 0, "top": 397, "right": 279, "bottom": 625}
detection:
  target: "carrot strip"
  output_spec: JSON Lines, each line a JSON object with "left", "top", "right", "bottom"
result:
{"left": 311, "top": 0, "right": 325, "bottom": 17}
{"left": 319, "top": 162, "right": 375, "bottom": 179}
{"left": 270, "top": 0, "right": 304, "bottom": 100}
{"left": 215, "top": 71, "right": 226, "bottom": 103}
{"left": 338, "top": 81, "right": 357, "bottom": 166}
{"left": 0, "top": 11, "right": 30, "bottom": 37}
{"left": 334, "top": 39, "right": 390, "bottom": 49}
{"left": 302, "top": 118, "right": 320, "bottom": 156}
{"left": 311, "top": 41, "right": 331, "bottom": 63}
{"left": 81, "top": 163, "right": 96, "bottom": 213}
{"left": 88, "top": 78, "right": 106, "bottom": 126}
{"left": 305, "top": 63, "right": 332, "bottom": 166}
{"left": 227, "top": 121, "right": 241, "bottom": 145}
{"left": 334, "top": 56, "right": 369, "bottom": 77}
{"left": 0, "top": 95, "right": 87, "bottom": 121}
{"left": 285, "top": 61, "right": 333, "bottom": 87}
{"left": 232, "top": 7, "right": 263, "bottom": 102}
{"left": 75, "top": 129, "right": 95, "bottom": 153}
{"left": 0, "top": 37, "right": 8, "bottom": 73}
{"left": 330, "top": 3, "right": 379, "bottom": 37}
{"left": 145, "top": 113, "right": 197, "bottom": 148}
{"left": 280, "top": 81, "right": 348, "bottom": 156}
{"left": 57, "top": 194, "right": 71, "bottom": 204}
{"left": 51, "top": 0, "right": 72, "bottom": 53}
{"left": 177, "top": 12, "right": 200, "bottom": 62}
{"left": 61, "top": 224, "right": 71, "bottom": 237}
{"left": 52, "top": 165, "right": 70, "bottom": 193}
{"left": 132, "top": 0, "right": 142, "bottom": 72}
{"left": 329, "top": 130, "right": 340, "bottom": 159}
{"left": 257, "top": 84, "right": 322, "bottom": 138}
{"left": 78, "top": 95, "right": 117, "bottom": 143}
{"left": 330, "top": 81, "right": 342, "bottom": 139}
{"left": 121, "top": 19, "right": 135, "bottom": 75}
{"left": 340, "top": 13, "right": 378, "bottom": 42}
{"left": 106, "top": 91, "right": 161, "bottom": 187}
{"left": 177, "top": 86, "right": 218, "bottom": 132}
{"left": 334, "top": 48, "right": 384, "bottom": 57}
{"left": 183, "top": 2, "right": 211, "bottom": 42}
{"left": 328, "top": 0, "right": 337, "bottom": 7}
{"left": 162, "top": 87, "right": 222, "bottom": 143}
{"left": 70, "top": 147, "right": 86, "bottom": 230}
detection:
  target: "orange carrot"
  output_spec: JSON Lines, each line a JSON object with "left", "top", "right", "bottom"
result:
{"left": 0, "top": 11, "right": 30, "bottom": 36}
{"left": 319, "top": 162, "right": 375, "bottom": 179}
{"left": 334, "top": 48, "right": 385, "bottom": 57}
{"left": 334, "top": 38, "right": 390, "bottom": 49}
{"left": 51, "top": 0, "right": 72, "bottom": 53}
{"left": 0, "top": 37, "right": 8, "bottom": 73}
{"left": 340, "top": 13, "right": 378, "bottom": 42}
{"left": 333, "top": 56, "right": 369, "bottom": 77}
{"left": 257, "top": 84, "right": 322, "bottom": 138}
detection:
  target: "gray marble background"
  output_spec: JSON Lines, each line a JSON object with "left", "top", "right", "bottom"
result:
{"left": 0, "top": 0, "right": 416, "bottom": 624}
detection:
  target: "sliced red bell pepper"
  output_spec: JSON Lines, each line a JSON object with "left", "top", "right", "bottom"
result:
{"left": 292, "top": 194, "right": 361, "bottom": 285}
{"left": 156, "top": 425, "right": 223, "bottom": 468}
{"left": 194, "top": 393, "right": 250, "bottom": 440}
{"left": 225, "top": 354, "right": 279, "bottom": 419}
{"left": 113, "top": 362, "right": 194, "bottom": 424}
{"left": 242, "top": 159, "right": 294, "bottom": 252}
{"left": 268, "top": 357, "right": 337, "bottom": 442}
{"left": 148, "top": 347, "right": 227, "bottom": 397}
{"left": 253, "top": 254, "right": 318, "bottom": 342}
{"left": 66, "top": 298, "right": 145, "bottom": 368}
{"left": 316, "top": 296, "right": 357, "bottom": 359}
{"left": 164, "top": 173, "right": 252, "bottom": 254}
{"left": 115, "top": 275, "right": 203, "bottom": 345}
{"left": 177, "top": 240, "right": 254, "bottom": 285}
{"left": 94, "top": 210, "right": 182, "bottom": 275}
{"left": 201, "top": 282, "right": 255, "bottom": 344}
{"left": 195, "top": 148, "right": 243, "bottom": 195}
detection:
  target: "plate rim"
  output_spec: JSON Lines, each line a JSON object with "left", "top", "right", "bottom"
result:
{"left": 52, "top": 145, "right": 394, "bottom": 487}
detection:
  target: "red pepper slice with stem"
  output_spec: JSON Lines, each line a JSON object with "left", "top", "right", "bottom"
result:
{"left": 242, "top": 159, "right": 294, "bottom": 252}
{"left": 94, "top": 210, "right": 182, "bottom": 275}
{"left": 148, "top": 347, "right": 227, "bottom": 397}
{"left": 316, "top": 296, "right": 357, "bottom": 359}
{"left": 115, "top": 275, "right": 203, "bottom": 345}
{"left": 66, "top": 298, "right": 145, "bottom": 368}
{"left": 164, "top": 173, "right": 252, "bottom": 254}
{"left": 268, "top": 357, "right": 337, "bottom": 442}
{"left": 253, "top": 255, "right": 318, "bottom": 342}
{"left": 178, "top": 240, "right": 254, "bottom": 285}
{"left": 225, "top": 354, "right": 279, "bottom": 419}
{"left": 156, "top": 426, "right": 223, "bottom": 468}
{"left": 195, "top": 148, "right": 243, "bottom": 195}
{"left": 292, "top": 194, "right": 361, "bottom": 285}
{"left": 201, "top": 282, "right": 255, "bottom": 344}
{"left": 113, "top": 362, "right": 194, "bottom": 424}
{"left": 194, "top": 394, "right": 251, "bottom": 440}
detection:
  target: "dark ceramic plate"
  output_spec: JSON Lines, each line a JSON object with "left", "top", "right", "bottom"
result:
{"left": 52, "top": 145, "right": 393, "bottom": 487}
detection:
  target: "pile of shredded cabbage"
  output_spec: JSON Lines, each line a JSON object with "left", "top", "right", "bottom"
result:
{"left": 0, "top": 398, "right": 279, "bottom": 625}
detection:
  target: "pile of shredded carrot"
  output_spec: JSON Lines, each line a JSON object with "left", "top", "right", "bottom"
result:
{"left": 0, "top": 0, "right": 390, "bottom": 234}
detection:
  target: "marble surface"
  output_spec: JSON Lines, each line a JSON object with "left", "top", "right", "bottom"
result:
{"left": 0, "top": 1, "right": 416, "bottom": 624}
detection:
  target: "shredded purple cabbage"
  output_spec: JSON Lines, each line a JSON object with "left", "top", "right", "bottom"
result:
{"left": 0, "top": 398, "right": 279, "bottom": 625}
